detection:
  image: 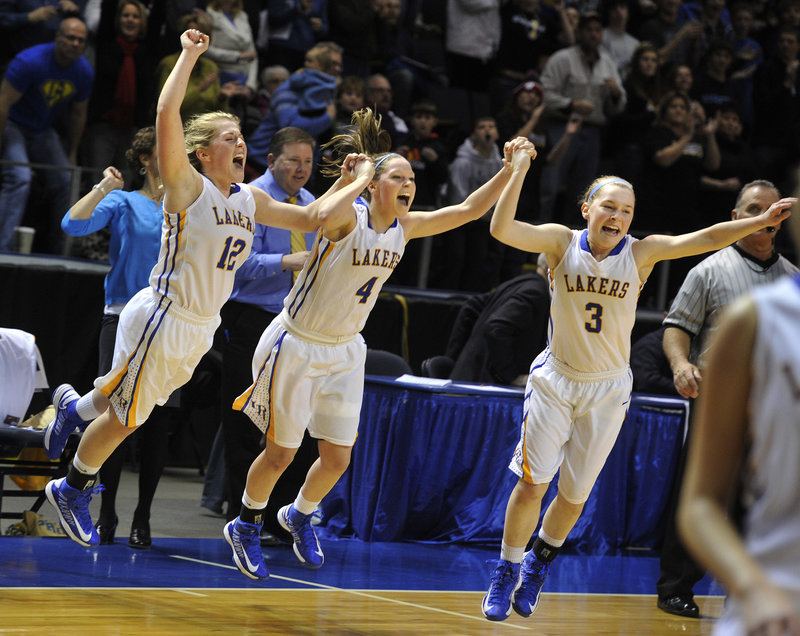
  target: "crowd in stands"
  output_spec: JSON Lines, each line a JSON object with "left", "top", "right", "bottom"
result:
{"left": 1, "top": 0, "right": 799, "bottom": 304}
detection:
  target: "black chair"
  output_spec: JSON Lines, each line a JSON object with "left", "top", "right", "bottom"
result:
{"left": 365, "top": 349, "right": 412, "bottom": 377}
{"left": 419, "top": 355, "right": 454, "bottom": 379}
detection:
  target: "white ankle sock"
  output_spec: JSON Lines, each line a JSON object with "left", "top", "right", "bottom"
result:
{"left": 500, "top": 541, "right": 525, "bottom": 564}
{"left": 75, "top": 393, "right": 102, "bottom": 421}
{"left": 72, "top": 453, "right": 101, "bottom": 475}
{"left": 241, "top": 491, "right": 267, "bottom": 510}
{"left": 293, "top": 493, "right": 319, "bottom": 516}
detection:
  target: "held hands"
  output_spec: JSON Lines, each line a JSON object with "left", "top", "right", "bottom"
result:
{"left": 181, "top": 29, "right": 209, "bottom": 55}
{"left": 503, "top": 137, "right": 537, "bottom": 173}
{"left": 344, "top": 153, "right": 375, "bottom": 182}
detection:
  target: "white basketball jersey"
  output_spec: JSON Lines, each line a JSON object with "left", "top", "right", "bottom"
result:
{"left": 742, "top": 273, "right": 800, "bottom": 598}
{"left": 149, "top": 176, "right": 255, "bottom": 317}
{"left": 548, "top": 229, "right": 642, "bottom": 372}
{"left": 283, "top": 202, "right": 405, "bottom": 338}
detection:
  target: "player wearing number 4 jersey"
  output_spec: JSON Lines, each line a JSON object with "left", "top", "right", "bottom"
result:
{"left": 44, "top": 29, "right": 321, "bottom": 549}
{"left": 224, "top": 108, "right": 534, "bottom": 581}
{"left": 479, "top": 140, "right": 795, "bottom": 622}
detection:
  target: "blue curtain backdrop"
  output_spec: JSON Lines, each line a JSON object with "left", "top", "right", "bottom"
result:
{"left": 320, "top": 378, "right": 685, "bottom": 554}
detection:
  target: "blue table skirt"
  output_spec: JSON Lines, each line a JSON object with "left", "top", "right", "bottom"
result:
{"left": 320, "top": 377, "right": 687, "bottom": 554}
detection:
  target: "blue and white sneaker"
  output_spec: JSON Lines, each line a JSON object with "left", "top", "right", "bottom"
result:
{"left": 224, "top": 518, "right": 269, "bottom": 580}
{"left": 512, "top": 551, "right": 551, "bottom": 618}
{"left": 278, "top": 504, "right": 324, "bottom": 569}
{"left": 43, "top": 384, "right": 87, "bottom": 460}
{"left": 482, "top": 559, "right": 521, "bottom": 621}
{"left": 45, "top": 477, "right": 102, "bottom": 547}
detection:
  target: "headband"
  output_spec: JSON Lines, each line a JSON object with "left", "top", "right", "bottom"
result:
{"left": 374, "top": 153, "right": 401, "bottom": 170}
{"left": 587, "top": 177, "right": 632, "bottom": 201}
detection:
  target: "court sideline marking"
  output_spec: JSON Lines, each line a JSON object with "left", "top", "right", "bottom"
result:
{"left": 170, "top": 553, "right": 533, "bottom": 630}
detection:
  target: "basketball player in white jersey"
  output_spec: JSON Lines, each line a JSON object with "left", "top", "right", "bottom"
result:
{"left": 44, "top": 29, "right": 322, "bottom": 548}
{"left": 223, "top": 108, "right": 534, "bottom": 580}
{"left": 480, "top": 142, "right": 795, "bottom": 622}
{"left": 677, "top": 217, "right": 800, "bottom": 635}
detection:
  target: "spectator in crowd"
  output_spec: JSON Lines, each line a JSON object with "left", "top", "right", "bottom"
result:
{"left": 327, "top": 0, "right": 377, "bottom": 77}
{"left": 255, "top": 64, "right": 290, "bottom": 119}
{"left": 333, "top": 75, "right": 364, "bottom": 130}
{"left": 372, "top": 0, "right": 417, "bottom": 118}
{"left": 699, "top": 100, "right": 758, "bottom": 214}
{"left": 218, "top": 125, "right": 319, "bottom": 540}
{"left": 496, "top": 0, "right": 573, "bottom": 102}
{"left": 424, "top": 253, "right": 551, "bottom": 386}
{"left": 154, "top": 12, "right": 226, "bottom": 122}
{"left": 59, "top": 126, "right": 168, "bottom": 549}
{"left": 637, "top": 90, "right": 720, "bottom": 236}
{"left": 267, "top": 0, "right": 329, "bottom": 74}
{"left": 676, "top": 0, "right": 734, "bottom": 69}
{"left": 729, "top": 1, "right": 762, "bottom": 128}
{"left": 690, "top": 37, "right": 740, "bottom": 120}
{"left": 601, "top": 0, "right": 640, "bottom": 79}
{"left": 538, "top": 10, "right": 626, "bottom": 225}
{"left": 84, "top": 0, "right": 159, "bottom": 187}
{"left": 0, "top": 0, "right": 87, "bottom": 67}
{"left": 445, "top": 0, "right": 501, "bottom": 91}
{"left": 751, "top": 24, "right": 800, "bottom": 194}
{"left": 637, "top": 0, "right": 701, "bottom": 69}
{"left": 656, "top": 179, "right": 798, "bottom": 618}
{"left": 392, "top": 98, "right": 449, "bottom": 286}
{"left": 428, "top": 116, "right": 503, "bottom": 292}
{"left": 364, "top": 73, "right": 408, "bottom": 143}
{"left": 609, "top": 42, "right": 663, "bottom": 184}
{"left": 246, "top": 40, "right": 342, "bottom": 174}
{"left": 204, "top": 0, "right": 258, "bottom": 123}
{"left": 0, "top": 16, "right": 93, "bottom": 253}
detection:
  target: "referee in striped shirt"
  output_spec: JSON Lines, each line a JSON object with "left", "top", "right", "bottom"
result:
{"left": 656, "top": 179, "right": 799, "bottom": 618}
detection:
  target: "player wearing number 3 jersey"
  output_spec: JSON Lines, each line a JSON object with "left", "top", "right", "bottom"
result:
{"left": 224, "top": 109, "right": 536, "bottom": 581}
{"left": 480, "top": 140, "right": 796, "bottom": 622}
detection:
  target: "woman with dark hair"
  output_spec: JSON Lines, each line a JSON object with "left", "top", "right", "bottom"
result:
{"left": 59, "top": 126, "right": 169, "bottom": 548}
{"left": 84, "top": 0, "right": 160, "bottom": 185}
{"left": 610, "top": 42, "right": 664, "bottom": 183}
{"left": 223, "top": 108, "right": 532, "bottom": 581}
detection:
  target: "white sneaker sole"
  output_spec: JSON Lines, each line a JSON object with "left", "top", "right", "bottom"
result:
{"left": 45, "top": 480, "right": 94, "bottom": 548}
{"left": 223, "top": 522, "right": 268, "bottom": 580}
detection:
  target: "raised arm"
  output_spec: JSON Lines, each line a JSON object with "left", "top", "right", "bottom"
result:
{"left": 156, "top": 30, "right": 208, "bottom": 213}
{"left": 488, "top": 139, "right": 572, "bottom": 257}
{"left": 633, "top": 197, "right": 795, "bottom": 273}
{"left": 401, "top": 138, "right": 525, "bottom": 241}
{"left": 67, "top": 167, "right": 124, "bottom": 221}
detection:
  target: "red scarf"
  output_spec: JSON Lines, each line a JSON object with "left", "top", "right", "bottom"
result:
{"left": 106, "top": 35, "right": 139, "bottom": 131}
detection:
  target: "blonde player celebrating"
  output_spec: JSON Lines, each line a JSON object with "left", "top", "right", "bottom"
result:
{"left": 44, "top": 29, "right": 319, "bottom": 548}
{"left": 480, "top": 141, "right": 795, "bottom": 622}
{"left": 223, "top": 109, "right": 533, "bottom": 580}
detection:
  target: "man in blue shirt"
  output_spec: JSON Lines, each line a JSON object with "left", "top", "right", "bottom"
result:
{"left": 215, "top": 126, "right": 318, "bottom": 542}
{"left": 0, "top": 16, "right": 92, "bottom": 253}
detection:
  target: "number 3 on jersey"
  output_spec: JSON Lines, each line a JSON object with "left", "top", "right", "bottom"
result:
{"left": 585, "top": 302, "right": 603, "bottom": 333}
{"left": 216, "top": 236, "right": 246, "bottom": 271}
{"left": 356, "top": 276, "right": 378, "bottom": 304}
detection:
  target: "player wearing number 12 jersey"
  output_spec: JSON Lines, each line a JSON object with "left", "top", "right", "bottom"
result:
{"left": 480, "top": 143, "right": 795, "bottom": 622}
{"left": 44, "top": 29, "right": 319, "bottom": 550}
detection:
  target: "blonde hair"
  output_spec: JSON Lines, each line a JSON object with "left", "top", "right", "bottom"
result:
{"left": 116, "top": 0, "right": 148, "bottom": 39}
{"left": 581, "top": 176, "right": 635, "bottom": 205}
{"left": 184, "top": 111, "right": 241, "bottom": 171}
{"left": 319, "top": 108, "right": 393, "bottom": 191}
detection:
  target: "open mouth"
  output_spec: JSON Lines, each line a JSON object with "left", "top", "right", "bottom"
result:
{"left": 602, "top": 225, "right": 620, "bottom": 236}
{"left": 397, "top": 194, "right": 411, "bottom": 206}
{"left": 232, "top": 156, "right": 244, "bottom": 168}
